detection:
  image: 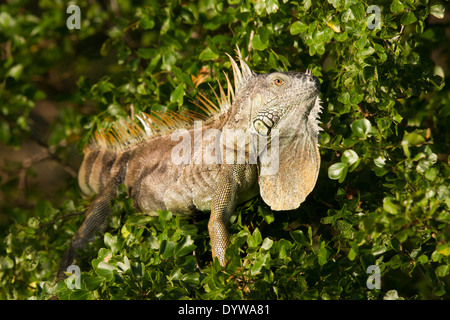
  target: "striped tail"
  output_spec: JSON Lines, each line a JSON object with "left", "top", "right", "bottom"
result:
{"left": 78, "top": 147, "right": 127, "bottom": 197}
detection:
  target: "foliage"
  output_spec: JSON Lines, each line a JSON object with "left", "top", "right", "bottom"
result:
{"left": 0, "top": 0, "right": 449, "bottom": 300}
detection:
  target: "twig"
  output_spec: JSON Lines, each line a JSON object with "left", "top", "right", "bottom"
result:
{"left": 37, "top": 210, "right": 86, "bottom": 232}
{"left": 30, "top": 137, "right": 78, "bottom": 178}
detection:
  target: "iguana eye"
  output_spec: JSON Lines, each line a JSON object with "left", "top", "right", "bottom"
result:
{"left": 273, "top": 78, "right": 284, "bottom": 86}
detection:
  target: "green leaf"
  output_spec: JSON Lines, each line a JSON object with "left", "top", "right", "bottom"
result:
{"left": 351, "top": 119, "right": 372, "bottom": 139}
{"left": 348, "top": 247, "right": 357, "bottom": 261}
{"left": 318, "top": 243, "right": 328, "bottom": 266}
{"left": 430, "top": 4, "right": 445, "bottom": 19}
{"left": 384, "top": 290, "right": 403, "bottom": 300}
{"left": 0, "top": 121, "right": 10, "bottom": 144}
{"left": 417, "top": 255, "right": 428, "bottom": 264}
{"left": 168, "top": 267, "right": 183, "bottom": 281}
{"left": 432, "top": 284, "right": 446, "bottom": 297}
{"left": 140, "top": 16, "right": 155, "bottom": 30}
{"left": 83, "top": 276, "right": 104, "bottom": 291}
{"left": 338, "top": 91, "right": 350, "bottom": 104}
{"left": 258, "top": 206, "right": 274, "bottom": 224}
{"left": 136, "top": 48, "right": 155, "bottom": 59}
{"left": 328, "top": 162, "right": 348, "bottom": 182}
{"left": 265, "top": 0, "right": 280, "bottom": 14}
{"left": 435, "top": 265, "right": 449, "bottom": 278}
{"left": 160, "top": 239, "right": 176, "bottom": 259}
{"left": 160, "top": 17, "right": 172, "bottom": 35}
{"left": 96, "top": 262, "right": 116, "bottom": 281}
{"left": 290, "top": 230, "right": 309, "bottom": 246}
{"left": 248, "top": 228, "right": 262, "bottom": 248}
{"left": 356, "top": 46, "right": 375, "bottom": 59}
{"left": 199, "top": 47, "right": 219, "bottom": 61}
{"left": 436, "top": 243, "right": 450, "bottom": 256}
{"left": 174, "top": 236, "right": 196, "bottom": 257}
{"left": 401, "top": 140, "right": 411, "bottom": 158}
{"left": 327, "top": 0, "right": 343, "bottom": 10}
{"left": 349, "top": 89, "right": 364, "bottom": 104}
{"left": 69, "top": 290, "right": 94, "bottom": 300}
{"left": 261, "top": 237, "right": 274, "bottom": 251}
{"left": 383, "top": 197, "right": 399, "bottom": 215}
{"left": 290, "top": 21, "right": 308, "bottom": 35}
{"left": 6, "top": 64, "right": 24, "bottom": 80}
{"left": 181, "top": 272, "right": 200, "bottom": 286}
{"left": 158, "top": 210, "right": 172, "bottom": 221}
{"left": 251, "top": 27, "right": 269, "bottom": 51}
{"left": 27, "top": 217, "right": 40, "bottom": 229}
{"left": 0, "top": 256, "right": 14, "bottom": 270}
{"left": 97, "top": 248, "right": 112, "bottom": 261}
{"left": 104, "top": 233, "right": 120, "bottom": 254}
{"left": 401, "top": 11, "right": 417, "bottom": 25}
{"left": 250, "top": 253, "right": 270, "bottom": 275}
{"left": 117, "top": 256, "right": 131, "bottom": 272}
{"left": 390, "top": 0, "right": 404, "bottom": 13}
{"left": 405, "top": 132, "right": 425, "bottom": 146}
{"left": 341, "top": 150, "right": 358, "bottom": 166}
{"left": 170, "top": 83, "right": 186, "bottom": 107}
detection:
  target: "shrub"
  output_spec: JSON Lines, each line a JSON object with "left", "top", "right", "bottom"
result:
{"left": 0, "top": 0, "right": 449, "bottom": 300}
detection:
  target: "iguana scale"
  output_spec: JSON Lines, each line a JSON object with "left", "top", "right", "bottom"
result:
{"left": 56, "top": 48, "right": 322, "bottom": 280}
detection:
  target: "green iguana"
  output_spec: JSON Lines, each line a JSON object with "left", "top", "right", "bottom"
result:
{"left": 56, "top": 48, "right": 322, "bottom": 280}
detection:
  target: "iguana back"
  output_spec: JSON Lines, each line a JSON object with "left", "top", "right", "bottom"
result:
{"left": 78, "top": 120, "right": 259, "bottom": 215}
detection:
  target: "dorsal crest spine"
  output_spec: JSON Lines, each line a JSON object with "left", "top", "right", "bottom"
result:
{"left": 88, "top": 47, "right": 253, "bottom": 151}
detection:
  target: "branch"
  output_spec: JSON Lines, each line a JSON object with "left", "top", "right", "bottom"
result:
{"left": 37, "top": 210, "right": 86, "bottom": 233}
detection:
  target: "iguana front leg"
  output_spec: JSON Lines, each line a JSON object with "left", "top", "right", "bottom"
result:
{"left": 56, "top": 176, "right": 121, "bottom": 281}
{"left": 209, "top": 164, "right": 254, "bottom": 266}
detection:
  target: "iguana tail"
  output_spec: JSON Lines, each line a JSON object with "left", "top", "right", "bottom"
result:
{"left": 55, "top": 176, "right": 121, "bottom": 281}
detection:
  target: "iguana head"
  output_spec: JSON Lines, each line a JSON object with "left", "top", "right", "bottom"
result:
{"left": 225, "top": 50, "right": 322, "bottom": 211}
{"left": 247, "top": 70, "right": 320, "bottom": 138}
